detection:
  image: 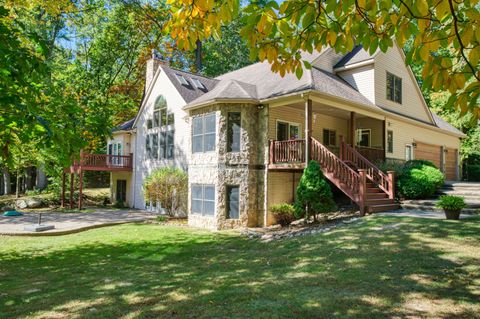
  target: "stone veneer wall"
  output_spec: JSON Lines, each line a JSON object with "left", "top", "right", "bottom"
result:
{"left": 187, "top": 103, "right": 269, "bottom": 230}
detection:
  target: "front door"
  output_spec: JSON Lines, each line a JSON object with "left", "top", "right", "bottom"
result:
{"left": 116, "top": 180, "right": 127, "bottom": 203}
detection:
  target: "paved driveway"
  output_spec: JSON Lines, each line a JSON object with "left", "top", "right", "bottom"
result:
{"left": 0, "top": 209, "right": 157, "bottom": 235}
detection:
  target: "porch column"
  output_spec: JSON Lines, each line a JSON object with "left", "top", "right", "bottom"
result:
{"left": 383, "top": 120, "right": 387, "bottom": 160}
{"left": 69, "top": 172, "right": 74, "bottom": 209}
{"left": 78, "top": 169, "right": 83, "bottom": 210}
{"left": 305, "top": 98, "right": 313, "bottom": 164}
{"left": 349, "top": 111, "right": 356, "bottom": 147}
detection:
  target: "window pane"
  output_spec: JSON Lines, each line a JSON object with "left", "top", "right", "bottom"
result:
{"left": 323, "top": 129, "right": 329, "bottom": 145}
{"left": 147, "top": 119, "right": 153, "bottom": 129}
{"left": 387, "top": 130, "right": 393, "bottom": 153}
{"left": 329, "top": 130, "right": 336, "bottom": 146}
{"left": 159, "top": 131, "right": 166, "bottom": 159}
{"left": 277, "top": 122, "right": 288, "bottom": 141}
{"left": 203, "top": 201, "right": 215, "bottom": 216}
{"left": 155, "top": 95, "right": 167, "bottom": 110}
{"left": 227, "top": 186, "right": 239, "bottom": 219}
{"left": 204, "top": 114, "right": 216, "bottom": 134}
{"left": 153, "top": 111, "right": 160, "bottom": 127}
{"left": 227, "top": 112, "right": 241, "bottom": 152}
{"left": 193, "top": 135, "right": 203, "bottom": 153}
{"left": 118, "top": 143, "right": 122, "bottom": 156}
{"left": 160, "top": 109, "right": 167, "bottom": 127}
{"left": 193, "top": 117, "right": 203, "bottom": 136}
{"left": 204, "top": 133, "right": 216, "bottom": 152}
{"left": 192, "top": 185, "right": 203, "bottom": 200}
{"left": 167, "top": 112, "right": 175, "bottom": 126}
{"left": 167, "top": 130, "right": 174, "bottom": 159}
{"left": 204, "top": 186, "right": 215, "bottom": 201}
{"left": 152, "top": 133, "right": 158, "bottom": 159}
{"left": 289, "top": 125, "right": 299, "bottom": 139}
{"left": 395, "top": 77, "right": 402, "bottom": 103}
{"left": 386, "top": 73, "right": 393, "bottom": 101}
{"left": 108, "top": 144, "right": 112, "bottom": 155}
{"left": 192, "top": 200, "right": 203, "bottom": 213}
{"left": 146, "top": 135, "right": 151, "bottom": 158}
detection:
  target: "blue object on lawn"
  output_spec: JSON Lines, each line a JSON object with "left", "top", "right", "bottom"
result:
{"left": 3, "top": 210, "right": 23, "bottom": 217}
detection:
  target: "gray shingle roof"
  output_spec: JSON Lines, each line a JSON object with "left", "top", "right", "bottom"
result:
{"left": 334, "top": 45, "right": 376, "bottom": 69}
{"left": 431, "top": 112, "right": 465, "bottom": 136}
{"left": 162, "top": 66, "right": 219, "bottom": 103}
{"left": 113, "top": 118, "right": 135, "bottom": 132}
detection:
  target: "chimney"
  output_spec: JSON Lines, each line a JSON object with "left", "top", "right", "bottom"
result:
{"left": 146, "top": 49, "right": 168, "bottom": 89}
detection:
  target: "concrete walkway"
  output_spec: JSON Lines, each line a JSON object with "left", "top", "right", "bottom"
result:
{"left": 377, "top": 209, "right": 477, "bottom": 219}
{"left": 0, "top": 209, "right": 157, "bottom": 235}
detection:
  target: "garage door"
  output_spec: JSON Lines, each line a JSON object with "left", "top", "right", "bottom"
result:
{"left": 444, "top": 148, "right": 458, "bottom": 180}
{"left": 414, "top": 142, "right": 441, "bottom": 168}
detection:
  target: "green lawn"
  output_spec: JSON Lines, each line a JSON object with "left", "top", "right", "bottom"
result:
{"left": 1, "top": 216, "right": 479, "bottom": 319}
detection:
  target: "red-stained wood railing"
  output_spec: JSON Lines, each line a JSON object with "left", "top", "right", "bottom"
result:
{"left": 78, "top": 153, "right": 133, "bottom": 171}
{"left": 340, "top": 138, "right": 394, "bottom": 199}
{"left": 310, "top": 138, "right": 364, "bottom": 206}
{"left": 356, "top": 146, "right": 385, "bottom": 163}
{"left": 269, "top": 139, "right": 305, "bottom": 164}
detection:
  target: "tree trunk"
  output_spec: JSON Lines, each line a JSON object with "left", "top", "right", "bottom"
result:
{"left": 3, "top": 167, "right": 11, "bottom": 195}
{"left": 16, "top": 169, "right": 20, "bottom": 198}
{"left": 195, "top": 39, "right": 202, "bottom": 72}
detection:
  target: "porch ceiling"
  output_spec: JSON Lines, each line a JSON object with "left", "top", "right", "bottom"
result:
{"left": 285, "top": 101, "right": 372, "bottom": 120}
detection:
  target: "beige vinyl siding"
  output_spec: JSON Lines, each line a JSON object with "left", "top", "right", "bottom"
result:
{"left": 268, "top": 106, "right": 349, "bottom": 146}
{"left": 386, "top": 117, "right": 460, "bottom": 161}
{"left": 338, "top": 65, "right": 375, "bottom": 104}
{"left": 374, "top": 46, "right": 433, "bottom": 123}
{"left": 266, "top": 171, "right": 301, "bottom": 226}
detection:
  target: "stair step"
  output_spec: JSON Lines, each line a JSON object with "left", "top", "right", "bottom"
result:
{"left": 366, "top": 199, "right": 394, "bottom": 205}
{"left": 366, "top": 193, "right": 389, "bottom": 199}
{"left": 368, "top": 204, "right": 401, "bottom": 213}
{"left": 367, "top": 188, "right": 382, "bottom": 193}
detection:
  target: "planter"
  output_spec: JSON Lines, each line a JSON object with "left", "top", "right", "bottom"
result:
{"left": 444, "top": 209, "right": 461, "bottom": 220}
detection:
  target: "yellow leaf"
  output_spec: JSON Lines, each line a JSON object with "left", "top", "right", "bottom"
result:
{"left": 417, "top": 0, "right": 429, "bottom": 16}
{"left": 419, "top": 46, "right": 430, "bottom": 61}
{"left": 454, "top": 73, "right": 466, "bottom": 89}
{"left": 469, "top": 48, "right": 479, "bottom": 66}
{"left": 436, "top": 0, "right": 450, "bottom": 20}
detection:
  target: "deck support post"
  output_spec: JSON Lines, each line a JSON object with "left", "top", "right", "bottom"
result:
{"left": 387, "top": 171, "right": 395, "bottom": 200}
{"left": 349, "top": 112, "right": 356, "bottom": 147}
{"left": 358, "top": 168, "right": 367, "bottom": 216}
{"left": 78, "top": 169, "right": 83, "bottom": 210}
{"left": 61, "top": 171, "right": 66, "bottom": 207}
{"left": 69, "top": 173, "right": 74, "bottom": 209}
{"left": 340, "top": 135, "right": 345, "bottom": 160}
{"left": 305, "top": 98, "right": 312, "bottom": 165}
{"left": 383, "top": 120, "right": 387, "bottom": 160}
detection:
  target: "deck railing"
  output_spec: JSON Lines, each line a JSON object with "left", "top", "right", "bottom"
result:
{"left": 269, "top": 139, "right": 306, "bottom": 164}
{"left": 356, "top": 146, "right": 385, "bottom": 163}
{"left": 78, "top": 153, "right": 133, "bottom": 170}
{"left": 340, "top": 138, "right": 394, "bottom": 199}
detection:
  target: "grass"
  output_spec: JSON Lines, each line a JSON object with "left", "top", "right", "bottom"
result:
{"left": 0, "top": 215, "right": 479, "bottom": 318}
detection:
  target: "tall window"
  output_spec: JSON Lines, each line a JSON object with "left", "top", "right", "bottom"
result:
{"left": 405, "top": 145, "right": 413, "bottom": 161}
{"left": 227, "top": 112, "right": 241, "bottom": 152}
{"left": 277, "top": 121, "right": 300, "bottom": 140}
{"left": 322, "top": 129, "right": 336, "bottom": 146}
{"left": 191, "top": 184, "right": 215, "bottom": 216}
{"left": 386, "top": 72, "right": 402, "bottom": 104}
{"left": 387, "top": 130, "right": 393, "bottom": 153}
{"left": 192, "top": 113, "right": 216, "bottom": 153}
{"left": 356, "top": 129, "right": 371, "bottom": 147}
{"left": 226, "top": 185, "right": 239, "bottom": 219}
{"left": 147, "top": 95, "right": 175, "bottom": 159}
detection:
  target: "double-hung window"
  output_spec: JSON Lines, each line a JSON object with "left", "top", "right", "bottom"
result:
{"left": 226, "top": 185, "right": 239, "bottom": 219}
{"left": 387, "top": 130, "right": 393, "bottom": 153}
{"left": 322, "top": 129, "right": 336, "bottom": 146}
{"left": 191, "top": 184, "right": 215, "bottom": 216}
{"left": 276, "top": 121, "right": 300, "bottom": 140}
{"left": 193, "top": 113, "right": 216, "bottom": 153}
{"left": 386, "top": 72, "right": 402, "bottom": 104}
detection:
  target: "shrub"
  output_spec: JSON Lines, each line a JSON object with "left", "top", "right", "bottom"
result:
{"left": 294, "top": 160, "right": 336, "bottom": 220}
{"left": 398, "top": 160, "right": 445, "bottom": 199}
{"left": 270, "top": 203, "right": 296, "bottom": 226}
{"left": 466, "top": 164, "right": 480, "bottom": 181}
{"left": 436, "top": 195, "right": 466, "bottom": 211}
{"left": 143, "top": 167, "right": 188, "bottom": 216}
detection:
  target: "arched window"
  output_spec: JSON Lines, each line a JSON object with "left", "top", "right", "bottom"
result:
{"left": 154, "top": 95, "right": 167, "bottom": 110}
{"left": 147, "top": 95, "right": 175, "bottom": 160}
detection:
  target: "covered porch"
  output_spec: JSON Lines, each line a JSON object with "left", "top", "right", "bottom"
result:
{"left": 267, "top": 97, "right": 386, "bottom": 169}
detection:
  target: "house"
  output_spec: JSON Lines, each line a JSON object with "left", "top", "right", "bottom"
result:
{"left": 101, "top": 43, "right": 464, "bottom": 230}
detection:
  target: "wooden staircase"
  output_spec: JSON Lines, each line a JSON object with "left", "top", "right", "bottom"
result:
{"left": 310, "top": 137, "right": 399, "bottom": 214}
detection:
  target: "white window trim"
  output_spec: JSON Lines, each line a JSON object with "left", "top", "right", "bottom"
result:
{"left": 192, "top": 113, "right": 217, "bottom": 154}
{"left": 405, "top": 144, "right": 414, "bottom": 161}
{"left": 191, "top": 184, "right": 216, "bottom": 216}
{"left": 322, "top": 128, "right": 337, "bottom": 146}
{"left": 275, "top": 119, "right": 302, "bottom": 140}
{"left": 356, "top": 128, "right": 371, "bottom": 148}
{"left": 387, "top": 130, "right": 394, "bottom": 153}
{"left": 386, "top": 71, "right": 402, "bottom": 104}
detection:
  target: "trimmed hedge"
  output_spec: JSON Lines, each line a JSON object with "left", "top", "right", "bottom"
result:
{"left": 466, "top": 164, "right": 480, "bottom": 181}
{"left": 397, "top": 160, "right": 445, "bottom": 199}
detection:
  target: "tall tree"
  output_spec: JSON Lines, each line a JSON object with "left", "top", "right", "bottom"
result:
{"left": 167, "top": 0, "right": 480, "bottom": 118}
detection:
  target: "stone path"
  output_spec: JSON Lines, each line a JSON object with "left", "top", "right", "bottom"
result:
{"left": 377, "top": 209, "right": 477, "bottom": 219}
{"left": 0, "top": 209, "right": 157, "bottom": 235}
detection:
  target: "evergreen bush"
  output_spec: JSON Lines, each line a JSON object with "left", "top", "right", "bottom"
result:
{"left": 270, "top": 203, "right": 296, "bottom": 226}
{"left": 398, "top": 160, "right": 445, "bottom": 199}
{"left": 294, "top": 160, "right": 336, "bottom": 220}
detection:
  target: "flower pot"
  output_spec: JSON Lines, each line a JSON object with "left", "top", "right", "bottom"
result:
{"left": 444, "top": 209, "right": 461, "bottom": 220}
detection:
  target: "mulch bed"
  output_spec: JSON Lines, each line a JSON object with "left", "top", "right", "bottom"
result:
{"left": 243, "top": 207, "right": 363, "bottom": 242}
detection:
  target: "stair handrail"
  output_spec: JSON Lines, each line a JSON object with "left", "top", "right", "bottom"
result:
{"left": 310, "top": 137, "right": 364, "bottom": 206}
{"left": 340, "top": 137, "right": 394, "bottom": 199}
